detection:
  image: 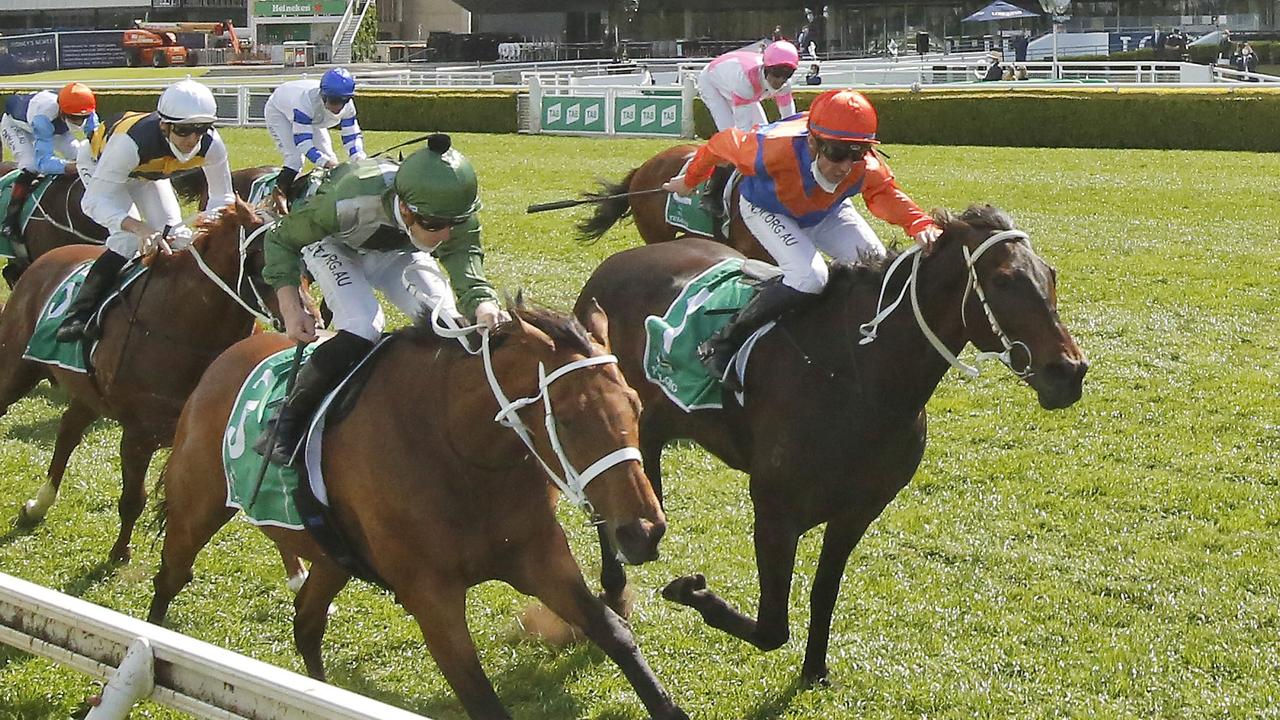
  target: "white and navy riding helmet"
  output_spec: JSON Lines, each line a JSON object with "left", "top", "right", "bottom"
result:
{"left": 157, "top": 79, "right": 218, "bottom": 124}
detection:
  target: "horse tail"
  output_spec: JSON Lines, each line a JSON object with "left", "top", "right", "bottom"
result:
{"left": 169, "top": 168, "right": 208, "bottom": 205}
{"left": 575, "top": 168, "right": 639, "bottom": 244}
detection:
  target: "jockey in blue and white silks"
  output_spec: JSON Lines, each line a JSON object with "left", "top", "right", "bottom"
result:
{"left": 263, "top": 68, "right": 366, "bottom": 204}
{"left": 0, "top": 83, "right": 99, "bottom": 236}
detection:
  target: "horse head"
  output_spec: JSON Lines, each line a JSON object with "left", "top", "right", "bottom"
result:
{"left": 497, "top": 299, "right": 666, "bottom": 565}
{"left": 934, "top": 205, "right": 1088, "bottom": 410}
{"left": 188, "top": 199, "right": 280, "bottom": 324}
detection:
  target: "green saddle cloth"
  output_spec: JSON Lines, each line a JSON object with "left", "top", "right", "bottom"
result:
{"left": 22, "top": 260, "right": 148, "bottom": 373}
{"left": 0, "top": 169, "right": 57, "bottom": 258}
{"left": 643, "top": 259, "right": 759, "bottom": 411}
{"left": 245, "top": 168, "right": 324, "bottom": 209}
{"left": 223, "top": 342, "right": 320, "bottom": 529}
{"left": 665, "top": 175, "right": 721, "bottom": 237}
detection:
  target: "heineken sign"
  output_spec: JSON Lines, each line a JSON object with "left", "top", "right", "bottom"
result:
{"left": 615, "top": 97, "right": 682, "bottom": 136}
{"left": 254, "top": 0, "right": 347, "bottom": 16}
{"left": 541, "top": 97, "right": 606, "bottom": 133}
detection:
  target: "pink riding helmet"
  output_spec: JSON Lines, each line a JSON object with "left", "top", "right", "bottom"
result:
{"left": 762, "top": 40, "right": 800, "bottom": 70}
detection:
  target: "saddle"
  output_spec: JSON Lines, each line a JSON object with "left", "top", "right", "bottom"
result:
{"left": 0, "top": 170, "right": 56, "bottom": 259}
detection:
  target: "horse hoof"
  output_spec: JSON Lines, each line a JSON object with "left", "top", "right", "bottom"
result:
{"left": 108, "top": 546, "right": 132, "bottom": 564}
{"left": 660, "top": 573, "right": 706, "bottom": 603}
{"left": 801, "top": 665, "right": 833, "bottom": 688}
{"left": 16, "top": 503, "right": 45, "bottom": 528}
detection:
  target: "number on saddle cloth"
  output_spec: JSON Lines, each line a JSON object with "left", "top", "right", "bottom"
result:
{"left": 642, "top": 258, "right": 766, "bottom": 411}
{"left": 21, "top": 260, "right": 151, "bottom": 373}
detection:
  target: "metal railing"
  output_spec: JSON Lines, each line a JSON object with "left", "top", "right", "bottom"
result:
{"left": 0, "top": 571, "right": 432, "bottom": 720}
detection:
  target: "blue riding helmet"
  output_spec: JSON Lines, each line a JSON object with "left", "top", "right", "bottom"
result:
{"left": 319, "top": 67, "right": 356, "bottom": 102}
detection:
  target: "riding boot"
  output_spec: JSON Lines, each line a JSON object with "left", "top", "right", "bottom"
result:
{"left": 698, "top": 278, "right": 815, "bottom": 391}
{"left": 3, "top": 170, "right": 37, "bottom": 238}
{"left": 701, "top": 165, "right": 733, "bottom": 219}
{"left": 255, "top": 330, "right": 374, "bottom": 466}
{"left": 54, "top": 250, "right": 128, "bottom": 343}
{"left": 273, "top": 166, "right": 298, "bottom": 211}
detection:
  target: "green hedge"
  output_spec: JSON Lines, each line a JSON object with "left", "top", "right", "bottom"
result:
{"left": 7, "top": 86, "right": 1278, "bottom": 151}
{"left": 0, "top": 89, "right": 519, "bottom": 134}
{"left": 694, "top": 88, "right": 1280, "bottom": 152}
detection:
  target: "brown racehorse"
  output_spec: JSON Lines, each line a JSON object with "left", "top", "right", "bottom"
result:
{"left": 576, "top": 144, "right": 769, "bottom": 260}
{"left": 0, "top": 200, "right": 278, "bottom": 563}
{"left": 572, "top": 206, "right": 1088, "bottom": 686}
{"left": 147, "top": 304, "right": 687, "bottom": 720}
{"left": 0, "top": 161, "right": 107, "bottom": 288}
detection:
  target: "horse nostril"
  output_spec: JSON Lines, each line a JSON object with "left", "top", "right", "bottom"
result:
{"left": 615, "top": 518, "right": 665, "bottom": 562}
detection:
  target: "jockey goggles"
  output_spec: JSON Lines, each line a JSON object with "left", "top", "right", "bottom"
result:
{"left": 764, "top": 64, "right": 797, "bottom": 80}
{"left": 414, "top": 214, "right": 467, "bottom": 232}
{"left": 169, "top": 122, "right": 214, "bottom": 138}
{"left": 321, "top": 93, "right": 352, "bottom": 106}
{"left": 816, "top": 138, "right": 871, "bottom": 163}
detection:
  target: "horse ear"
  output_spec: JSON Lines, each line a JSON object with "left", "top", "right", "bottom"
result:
{"left": 581, "top": 298, "right": 611, "bottom": 349}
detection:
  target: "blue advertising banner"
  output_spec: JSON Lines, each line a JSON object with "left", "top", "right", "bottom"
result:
{"left": 0, "top": 34, "right": 57, "bottom": 76}
{"left": 58, "top": 31, "right": 128, "bottom": 69}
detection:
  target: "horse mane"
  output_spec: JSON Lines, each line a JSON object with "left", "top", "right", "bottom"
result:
{"left": 188, "top": 199, "right": 258, "bottom": 254}
{"left": 819, "top": 204, "right": 1016, "bottom": 301}
{"left": 405, "top": 297, "right": 596, "bottom": 358}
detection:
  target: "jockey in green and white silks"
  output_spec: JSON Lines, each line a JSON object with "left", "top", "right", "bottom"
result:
{"left": 257, "top": 133, "right": 504, "bottom": 465}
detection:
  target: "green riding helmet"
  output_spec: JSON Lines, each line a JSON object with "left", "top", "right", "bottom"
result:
{"left": 394, "top": 134, "right": 480, "bottom": 221}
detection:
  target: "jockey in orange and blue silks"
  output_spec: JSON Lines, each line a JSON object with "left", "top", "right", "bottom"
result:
{"left": 698, "top": 41, "right": 799, "bottom": 132}
{"left": 0, "top": 83, "right": 98, "bottom": 237}
{"left": 665, "top": 89, "right": 942, "bottom": 388}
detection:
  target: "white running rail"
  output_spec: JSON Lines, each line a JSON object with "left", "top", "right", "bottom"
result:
{"left": 0, "top": 571, "right": 433, "bottom": 720}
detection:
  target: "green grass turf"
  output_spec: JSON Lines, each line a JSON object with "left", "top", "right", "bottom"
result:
{"left": 0, "top": 130, "right": 1277, "bottom": 719}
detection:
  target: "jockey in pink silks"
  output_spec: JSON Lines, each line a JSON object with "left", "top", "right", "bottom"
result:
{"left": 697, "top": 40, "right": 801, "bottom": 132}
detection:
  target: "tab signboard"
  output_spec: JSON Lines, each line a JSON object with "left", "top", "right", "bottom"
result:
{"left": 541, "top": 97, "right": 606, "bottom": 134}
{"left": 615, "top": 96, "right": 682, "bottom": 137}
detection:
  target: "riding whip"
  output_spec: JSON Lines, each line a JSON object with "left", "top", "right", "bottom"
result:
{"left": 369, "top": 133, "right": 437, "bottom": 159}
{"left": 526, "top": 187, "right": 669, "bottom": 214}
{"left": 247, "top": 340, "right": 307, "bottom": 507}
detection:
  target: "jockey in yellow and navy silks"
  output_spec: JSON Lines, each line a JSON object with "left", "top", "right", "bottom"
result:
{"left": 0, "top": 83, "right": 99, "bottom": 236}
{"left": 263, "top": 68, "right": 366, "bottom": 206}
{"left": 665, "top": 89, "right": 942, "bottom": 388}
{"left": 56, "top": 78, "right": 235, "bottom": 343}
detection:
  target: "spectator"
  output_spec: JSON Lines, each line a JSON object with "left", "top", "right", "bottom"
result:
{"left": 1015, "top": 64, "right": 1029, "bottom": 80}
{"left": 888, "top": 38, "right": 899, "bottom": 63}
{"left": 1152, "top": 25, "right": 1165, "bottom": 60}
{"left": 1166, "top": 27, "right": 1188, "bottom": 60}
{"left": 1237, "top": 41, "right": 1258, "bottom": 76}
{"left": 772, "top": 25, "right": 784, "bottom": 41}
{"left": 975, "top": 52, "right": 1003, "bottom": 81}
{"left": 1218, "top": 28, "right": 1233, "bottom": 64}
{"left": 639, "top": 65, "right": 655, "bottom": 85}
{"left": 805, "top": 63, "right": 822, "bottom": 85}
{"left": 1001, "top": 65, "right": 1015, "bottom": 81}
{"left": 797, "top": 25, "right": 811, "bottom": 56}
{"left": 1013, "top": 31, "right": 1030, "bottom": 63}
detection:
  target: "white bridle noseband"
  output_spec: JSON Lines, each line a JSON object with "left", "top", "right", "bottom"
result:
{"left": 425, "top": 301, "right": 641, "bottom": 515}
{"left": 859, "top": 229, "right": 1034, "bottom": 379}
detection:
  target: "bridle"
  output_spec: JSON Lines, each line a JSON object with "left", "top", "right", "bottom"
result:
{"left": 858, "top": 229, "right": 1034, "bottom": 379}
{"left": 425, "top": 299, "right": 641, "bottom": 515}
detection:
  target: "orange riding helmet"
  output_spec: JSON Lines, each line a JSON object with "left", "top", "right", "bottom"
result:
{"left": 57, "top": 82, "right": 96, "bottom": 117}
{"left": 806, "top": 89, "right": 880, "bottom": 144}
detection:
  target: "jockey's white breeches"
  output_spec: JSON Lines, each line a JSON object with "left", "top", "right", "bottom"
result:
{"left": 0, "top": 115, "right": 79, "bottom": 173}
{"left": 698, "top": 83, "right": 767, "bottom": 133}
{"left": 739, "top": 196, "right": 885, "bottom": 294}
{"left": 265, "top": 107, "right": 336, "bottom": 172}
{"left": 79, "top": 177, "right": 180, "bottom": 259}
{"left": 302, "top": 241, "right": 459, "bottom": 342}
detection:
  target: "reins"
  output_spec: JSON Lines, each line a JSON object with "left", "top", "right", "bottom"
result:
{"left": 858, "top": 229, "right": 1034, "bottom": 379}
{"left": 420, "top": 295, "right": 641, "bottom": 516}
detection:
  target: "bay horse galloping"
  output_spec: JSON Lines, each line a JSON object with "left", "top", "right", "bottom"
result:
{"left": 147, "top": 304, "right": 686, "bottom": 720}
{"left": 0, "top": 161, "right": 107, "bottom": 288}
{"left": 0, "top": 200, "right": 277, "bottom": 562}
{"left": 573, "top": 205, "right": 1087, "bottom": 686}
{"left": 172, "top": 164, "right": 278, "bottom": 210}
{"left": 576, "top": 144, "right": 769, "bottom": 261}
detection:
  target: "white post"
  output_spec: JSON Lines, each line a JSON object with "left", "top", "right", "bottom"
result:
{"left": 528, "top": 74, "right": 542, "bottom": 134}
{"left": 85, "top": 638, "right": 155, "bottom": 720}
{"left": 1052, "top": 23, "right": 1059, "bottom": 80}
{"left": 680, "top": 71, "right": 696, "bottom": 138}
